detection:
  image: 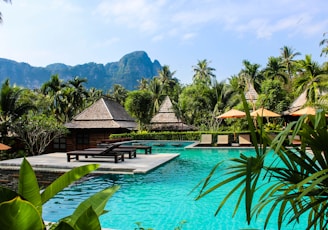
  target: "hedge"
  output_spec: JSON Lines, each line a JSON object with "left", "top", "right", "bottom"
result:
{"left": 110, "top": 131, "right": 252, "bottom": 142}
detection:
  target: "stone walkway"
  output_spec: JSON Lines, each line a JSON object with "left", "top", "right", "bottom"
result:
{"left": 0, "top": 152, "right": 180, "bottom": 174}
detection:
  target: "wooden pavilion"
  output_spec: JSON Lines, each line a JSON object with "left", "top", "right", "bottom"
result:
{"left": 64, "top": 97, "right": 137, "bottom": 151}
{"left": 150, "top": 96, "right": 195, "bottom": 131}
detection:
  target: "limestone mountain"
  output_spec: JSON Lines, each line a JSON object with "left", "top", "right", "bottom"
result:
{"left": 0, "top": 51, "right": 162, "bottom": 90}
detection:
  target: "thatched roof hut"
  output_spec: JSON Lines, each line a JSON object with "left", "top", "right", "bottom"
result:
{"left": 283, "top": 90, "right": 327, "bottom": 115}
{"left": 64, "top": 97, "right": 136, "bottom": 151}
{"left": 245, "top": 83, "right": 258, "bottom": 103}
{"left": 65, "top": 97, "right": 137, "bottom": 130}
{"left": 150, "top": 96, "right": 195, "bottom": 131}
{"left": 282, "top": 91, "right": 307, "bottom": 115}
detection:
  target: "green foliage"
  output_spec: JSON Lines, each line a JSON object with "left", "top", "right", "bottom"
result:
{"left": 125, "top": 90, "right": 153, "bottom": 129}
{"left": 0, "top": 158, "right": 119, "bottom": 230}
{"left": 0, "top": 196, "right": 44, "bottom": 230}
{"left": 0, "top": 79, "right": 36, "bottom": 139}
{"left": 178, "top": 83, "right": 215, "bottom": 127}
{"left": 111, "top": 131, "right": 241, "bottom": 143}
{"left": 256, "top": 79, "right": 290, "bottom": 113}
{"left": 12, "top": 113, "right": 68, "bottom": 155}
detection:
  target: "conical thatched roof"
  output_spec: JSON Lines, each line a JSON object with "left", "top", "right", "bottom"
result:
{"left": 282, "top": 91, "right": 307, "bottom": 115}
{"left": 150, "top": 96, "right": 195, "bottom": 131}
{"left": 245, "top": 84, "right": 258, "bottom": 103}
{"left": 65, "top": 97, "right": 137, "bottom": 129}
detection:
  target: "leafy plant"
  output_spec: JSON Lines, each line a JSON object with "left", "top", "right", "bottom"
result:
{"left": 0, "top": 158, "right": 119, "bottom": 230}
{"left": 195, "top": 90, "right": 328, "bottom": 229}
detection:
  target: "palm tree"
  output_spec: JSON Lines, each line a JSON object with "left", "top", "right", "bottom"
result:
{"left": 108, "top": 84, "right": 128, "bottom": 106}
{"left": 319, "top": 32, "right": 328, "bottom": 57}
{"left": 157, "top": 65, "right": 177, "bottom": 95}
{"left": 137, "top": 78, "right": 149, "bottom": 90}
{"left": 0, "top": 79, "right": 35, "bottom": 138}
{"left": 67, "top": 76, "right": 89, "bottom": 114}
{"left": 280, "top": 46, "right": 301, "bottom": 80}
{"left": 263, "top": 56, "right": 288, "bottom": 84}
{"left": 239, "top": 60, "right": 263, "bottom": 93}
{"left": 294, "top": 54, "right": 328, "bottom": 104}
{"left": 192, "top": 59, "right": 216, "bottom": 86}
{"left": 148, "top": 77, "right": 163, "bottom": 115}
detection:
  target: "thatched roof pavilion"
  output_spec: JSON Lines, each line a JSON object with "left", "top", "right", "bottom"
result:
{"left": 64, "top": 97, "right": 136, "bottom": 151}
{"left": 283, "top": 90, "right": 327, "bottom": 115}
{"left": 150, "top": 96, "right": 195, "bottom": 131}
{"left": 245, "top": 83, "right": 258, "bottom": 103}
{"left": 65, "top": 97, "right": 136, "bottom": 130}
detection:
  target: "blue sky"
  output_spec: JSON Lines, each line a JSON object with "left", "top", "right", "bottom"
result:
{"left": 1, "top": 0, "right": 327, "bottom": 84}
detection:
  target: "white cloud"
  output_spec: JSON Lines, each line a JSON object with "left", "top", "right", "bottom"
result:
{"left": 94, "top": 0, "right": 166, "bottom": 33}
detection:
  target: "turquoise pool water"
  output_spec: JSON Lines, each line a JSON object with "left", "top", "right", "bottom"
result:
{"left": 43, "top": 143, "right": 305, "bottom": 230}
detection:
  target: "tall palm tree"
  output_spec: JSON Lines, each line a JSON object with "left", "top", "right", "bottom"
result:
{"left": 157, "top": 65, "right": 177, "bottom": 95}
{"left": 0, "top": 79, "right": 35, "bottom": 138}
{"left": 192, "top": 59, "right": 216, "bottom": 86}
{"left": 41, "top": 75, "right": 67, "bottom": 121}
{"left": 67, "top": 76, "right": 89, "bottom": 114}
{"left": 148, "top": 77, "right": 163, "bottom": 115}
{"left": 294, "top": 54, "right": 328, "bottom": 104}
{"left": 137, "top": 78, "right": 149, "bottom": 90}
{"left": 109, "top": 84, "right": 128, "bottom": 106}
{"left": 280, "top": 46, "right": 301, "bottom": 80}
{"left": 263, "top": 56, "right": 288, "bottom": 84}
{"left": 319, "top": 32, "right": 328, "bottom": 57}
{"left": 239, "top": 59, "right": 264, "bottom": 98}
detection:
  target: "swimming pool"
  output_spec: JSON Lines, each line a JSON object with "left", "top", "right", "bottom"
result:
{"left": 43, "top": 143, "right": 305, "bottom": 230}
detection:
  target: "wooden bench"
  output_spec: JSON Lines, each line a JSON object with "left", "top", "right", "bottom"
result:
{"left": 66, "top": 149, "right": 124, "bottom": 163}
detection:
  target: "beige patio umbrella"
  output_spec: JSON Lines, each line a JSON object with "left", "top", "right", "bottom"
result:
{"left": 250, "top": 107, "right": 281, "bottom": 117}
{"left": 217, "top": 109, "right": 246, "bottom": 141}
{"left": 217, "top": 109, "right": 246, "bottom": 119}
{"left": 290, "top": 106, "right": 326, "bottom": 116}
{"left": 0, "top": 143, "right": 11, "bottom": 151}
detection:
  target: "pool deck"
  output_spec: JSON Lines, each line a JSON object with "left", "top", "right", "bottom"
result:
{"left": 0, "top": 152, "right": 180, "bottom": 174}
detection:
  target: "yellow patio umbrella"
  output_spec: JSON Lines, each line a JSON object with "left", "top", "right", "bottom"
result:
{"left": 0, "top": 143, "right": 11, "bottom": 151}
{"left": 250, "top": 107, "right": 281, "bottom": 117}
{"left": 217, "top": 109, "right": 246, "bottom": 119}
{"left": 217, "top": 109, "right": 246, "bottom": 141}
{"left": 290, "top": 106, "right": 326, "bottom": 116}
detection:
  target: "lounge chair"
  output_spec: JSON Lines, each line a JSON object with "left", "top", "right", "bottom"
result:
{"left": 86, "top": 147, "right": 136, "bottom": 159}
{"left": 66, "top": 145, "right": 124, "bottom": 163}
{"left": 199, "top": 134, "right": 212, "bottom": 145}
{"left": 217, "top": 135, "right": 229, "bottom": 146}
{"left": 238, "top": 134, "right": 252, "bottom": 146}
{"left": 119, "top": 145, "right": 152, "bottom": 154}
{"left": 289, "top": 135, "right": 301, "bottom": 145}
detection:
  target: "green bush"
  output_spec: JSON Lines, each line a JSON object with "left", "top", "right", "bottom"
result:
{"left": 110, "top": 131, "right": 250, "bottom": 142}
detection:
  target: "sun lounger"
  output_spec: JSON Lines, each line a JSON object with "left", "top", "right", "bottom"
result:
{"left": 67, "top": 147, "right": 124, "bottom": 163}
{"left": 85, "top": 147, "right": 136, "bottom": 159}
{"left": 217, "top": 135, "right": 229, "bottom": 146}
{"left": 199, "top": 134, "right": 212, "bottom": 145}
{"left": 289, "top": 135, "right": 302, "bottom": 145}
{"left": 119, "top": 145, "right": 152, "bottom": 154}
{"left": 113, "top": 147, "right": 136, "bottom": 158}
{"left": 238, "top": 134, "right": 252, "bottom": 146}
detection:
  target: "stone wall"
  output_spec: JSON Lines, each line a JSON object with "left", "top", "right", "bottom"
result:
{"left": 0, "top": 168, "right": 64, "bottom": 191}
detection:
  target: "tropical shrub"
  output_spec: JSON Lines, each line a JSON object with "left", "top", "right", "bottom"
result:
{"left": 0, "top": 158, "right": 119, "bottom": 230}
